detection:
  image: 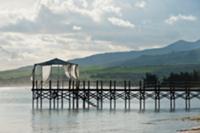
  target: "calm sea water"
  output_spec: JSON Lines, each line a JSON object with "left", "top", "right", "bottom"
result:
{"left": 0, "top": 87, "right": 200, "bottom": 133}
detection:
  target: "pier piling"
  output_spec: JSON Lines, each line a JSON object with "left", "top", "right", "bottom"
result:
{"left": 32, "top": 80, "right": 200, "bottom": 111}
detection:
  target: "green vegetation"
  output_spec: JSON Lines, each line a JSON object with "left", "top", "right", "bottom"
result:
{"left": 162, "top": 70, "right": 200, "bottom": 83}
{"left": 1, "top": 64, "right": 200, "bottom": 86}
{"left": 80, "top": 64, "right": 200, "bottom": 80}
{"left": 143, "top": 70, "right": 200, "bottom": 87}
{"left": 143, "top": 73, "right": 158, "bottom": 84}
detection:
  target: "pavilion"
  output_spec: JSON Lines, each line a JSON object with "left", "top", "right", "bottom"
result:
{"left": 32, "top": 58, "right": 79, "bottom": 88}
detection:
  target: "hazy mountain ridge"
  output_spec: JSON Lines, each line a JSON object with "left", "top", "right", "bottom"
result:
{"left": 1, "top": 39, "right": 200, "bottom": 86}
{"left": 71, "top": 39, "right": 200, "bottom": 66}
{"left": 112, "top": 48, "right": 200, "bottom": 66}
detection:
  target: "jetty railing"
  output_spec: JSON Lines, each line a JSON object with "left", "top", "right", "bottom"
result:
{"left": 32, "top": 80, "right": 200, "bottom": 111}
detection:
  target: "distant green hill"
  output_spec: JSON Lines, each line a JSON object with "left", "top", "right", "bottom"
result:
{"left": 0, "top": 66, "right": 32, "bottom": 86}
{"left": 1, "top": 64, "right": 200, "bottom": 86}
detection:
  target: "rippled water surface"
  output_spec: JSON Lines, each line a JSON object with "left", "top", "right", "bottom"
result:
{"left": 0, "top": 87, "right": 200, "bottom": 133}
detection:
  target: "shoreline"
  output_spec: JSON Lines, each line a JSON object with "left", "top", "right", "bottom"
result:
{"left": 177, "top": 116, "right": 200, "bottom": 133}
{"left": 178, "top": 127, "right": 200, "bottom": 133}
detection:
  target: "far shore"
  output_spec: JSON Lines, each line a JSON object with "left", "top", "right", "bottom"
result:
{"left": 0, "top": 84, "right": 30, "bottom": 87}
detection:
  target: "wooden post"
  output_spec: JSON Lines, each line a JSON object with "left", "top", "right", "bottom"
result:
{"left": 124, "top": 80, "right": 127, "bottom": 110}
{"left": 109, "top": 80, "right": 112, "bottom": 110}
{"left": 143, "top": 81, "right": 145, "bottom": 111}
{"left": 170, "top": 84, "right": 172, "bottom": 112}
{"left": 75, "top": 81, "right": 79, "bottom": 109}
{"left": 83, "top": 81, "right": 86, "bottom": 109}
{"left": 154, "top": 81, "right": 160, "bottom": 112}
{"left": 114, "top": 81, "right": 116, "bottom": 109}
{"left": 40, "top": 80, "right": 43, "bottom": 109}
{"left": 61, "top": 89, "right": 64, "bottom": 109}
{"left": 53, "top": 90, "right": 56, "bottom": 109}
{"left": 173, "top": 86, "right": 176, "bottom": 111}
{"left": 36, "top": 80, "right": 38, "bottom": 109}
{"left": 32, "top": 81, "right": 35, "bottom": 109}
{"left": 170, "top": 86, "right": 172, "bottom": 112}
{"left": 170, "top": 82, "right": 174, "bottom": 112}
{"left": 32, "top": 80, "right": 35, "bottom": 109}
{"left": 139, "top": 81, "right": 142, "bottom": 111}
{"left": 49, "top": 80, "right": 52, "bottom": 109}
{"left": 128, "top": 81, "right": 131, "bottom": 110}
{"left": 158, "top": 81, "right": 160, "bottom": 112}
{"left": 72, "top": 80, "right": 75, "bottom": 109}
{"left": 87, "top": 81, "right": 90, "bottom": 109}
{"left": 188, "top": 86, "right": 191, "bottom": 111}
{"left": 96, "top": 80, "right": 99, "bottom": 109}
{"left": 155, "top": 81, "right": 157, "bottom": 112}
{"left": 185, "top": 83, "right": 190, "bottom": 111}
{"left": 32, "top": 91, "right": 35, "bottom": 109}
{"left": 76, "top": 80, "right": 79, "bottom": 109}
{"left": 100, "top": 80, "right": 103, "bottom": 109}
{"left": 68, "top": 80, "right": 71, "bottom": 110}
{"left": 185, "top": 84, "right": 187, "bottom": 111}
{"left": 172, "top": 84, "right": 175, "bottom": 112}
{"left": 60, "top": 80, "right": 63, "bottom": 109}
{"left": 57, "top": 80, "right": 59, "bottom": 109}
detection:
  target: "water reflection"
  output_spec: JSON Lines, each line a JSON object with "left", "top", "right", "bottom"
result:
{"left": 0, "top": 88, "right": 199, "bottom": 133}
{"left": 31, "top": 108, "right": 199, "bottom": 133}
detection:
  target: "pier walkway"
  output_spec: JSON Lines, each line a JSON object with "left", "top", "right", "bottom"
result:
{"left": 32, "top": 80, "right": 200, "bottom": 111}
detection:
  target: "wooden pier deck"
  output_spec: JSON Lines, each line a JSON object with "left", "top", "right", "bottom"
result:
{"left": 32, "top": 80, "right": 200, "bottom": 111}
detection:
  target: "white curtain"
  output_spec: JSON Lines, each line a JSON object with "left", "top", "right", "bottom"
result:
{"left": 42, "top": 65, "right": 51, "bottom": 82}
{"left": 63, "top": 64, "right": 79, "bottom": 80}
{"left": 63, "top": 64, "right": 71, "bottom": 79}
{"left": 75, "top": 65, "right": 79, "bottom": 79}
{"left": 70, "top": 65, "right": 77, "bottom": 79}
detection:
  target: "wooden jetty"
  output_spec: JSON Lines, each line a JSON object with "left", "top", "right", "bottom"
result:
{"left": 32, "top": 80, "right": 200, "bottom": 111}
{"left": 31, "top": 58, "right": 200, "bottom": 111}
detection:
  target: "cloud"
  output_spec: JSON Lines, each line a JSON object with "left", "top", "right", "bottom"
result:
{"left": 0, "top": 6, "right": 72, "bottom": 33}
{"left": 134, "top": 1, "right": 146, "bottom": 9}
{"left": 73, "top": 25, "right": 82, "bottom": 31}
{"left": 0, "top": 32, "right": 130, "bottom": 70}
{"left": 0, "top": 0, "right": 123, "bottom": 33}
{"left": 0, "top": 0, "right": 199, "bottom": 70}
{"left": 165, "top": 14, "right": 197, "bottom": 25}
{"left": 108, "top": 17, "right": 135, "bottom": 28}
{"left": 40, "top": 0, "right": 122, "bottom": 22}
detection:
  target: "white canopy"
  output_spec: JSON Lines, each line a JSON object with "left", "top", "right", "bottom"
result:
{"left": 32, "top": 58, "right": 79, "bottom": 81}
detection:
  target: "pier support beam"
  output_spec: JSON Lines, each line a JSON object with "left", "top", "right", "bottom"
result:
{"left": 31, "top": 80, "right": 198, "bottom": 111}
{"left": 185, "top": 86, "right": 191, "bottom": 111}
{"left": 68, "top": 80, "right": 72, "bottom": 110}
{"left": 100, "top": 81, "right": 103, "bottom": 110}
{"left": 139, "top": 81, "right": 145, "bottom": 112}
{"left": 170, "top": 86, "right": 176, "bottom": 112}
{"left": 155, "top": 81, "right": 160, "bottom": 112}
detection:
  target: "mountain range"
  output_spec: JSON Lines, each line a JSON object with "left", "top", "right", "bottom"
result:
{"left": 71, "top": 40, "right": 200, "bottom": 67}
{"left": 1, "top": 39, "right": 200, "bottom": 85}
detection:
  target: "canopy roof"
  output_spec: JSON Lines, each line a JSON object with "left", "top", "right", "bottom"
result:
{"left": 34, "top": 58, "right": 77, "bottom": 66}
{"left": 32, "top": 58, "right": 79, "bottom": 81}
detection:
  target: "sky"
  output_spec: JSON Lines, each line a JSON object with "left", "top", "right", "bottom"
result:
{"left": 0, "top": 0, "right": 200, "bottom": 70}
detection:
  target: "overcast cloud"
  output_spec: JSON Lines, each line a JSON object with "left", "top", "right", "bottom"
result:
{"left": 0, "top": 0, "right": 199, "bottom": 70}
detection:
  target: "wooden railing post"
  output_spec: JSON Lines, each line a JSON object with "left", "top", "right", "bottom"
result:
{"left": 40, "top": 80, "right": 43, "bottom": 109}
{"left": 49, "top": 80, "right": 52, "bottom": 109}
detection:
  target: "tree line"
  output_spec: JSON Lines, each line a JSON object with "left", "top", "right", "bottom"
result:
{"left": 143, "top": 70, "right": 200, "bottom": 85}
